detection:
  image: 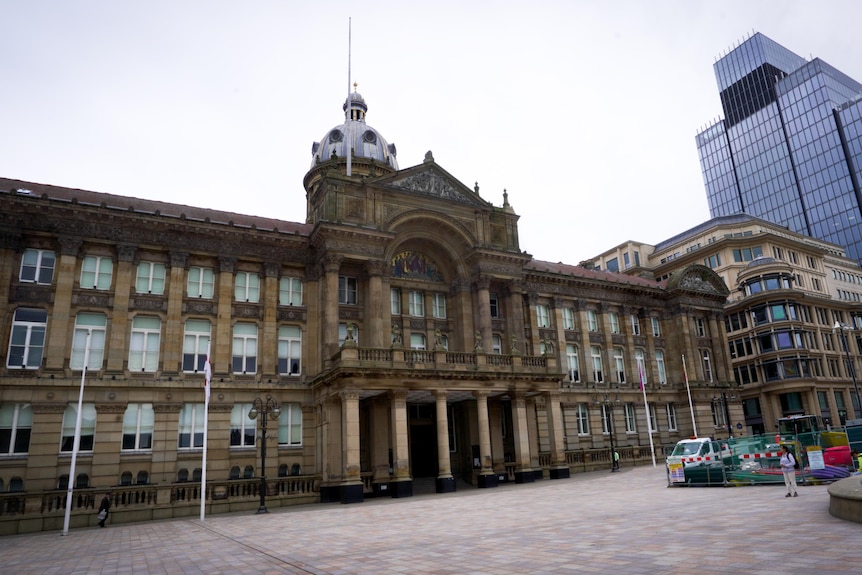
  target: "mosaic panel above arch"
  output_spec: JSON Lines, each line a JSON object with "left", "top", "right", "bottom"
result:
{"left": 391, "top": 251, "right": 444, "bottom": 282}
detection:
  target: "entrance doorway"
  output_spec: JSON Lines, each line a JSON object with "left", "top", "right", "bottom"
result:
{"left": 408, "top": 403, "right": 438, "bottom": 478}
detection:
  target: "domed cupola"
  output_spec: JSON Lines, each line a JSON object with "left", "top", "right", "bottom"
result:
{"left": 309, "top": 84, "right": 398, "bottom": 172}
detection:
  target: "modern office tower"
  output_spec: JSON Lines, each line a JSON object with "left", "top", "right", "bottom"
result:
{"left": 697, "top": 32, "right": 862, "bottom": 263}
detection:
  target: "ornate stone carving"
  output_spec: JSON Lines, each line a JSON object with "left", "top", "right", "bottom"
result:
{"left": 117, "top": 244, "right": 137, "bottom": 262}
{"left": 183, "top": 301, "right": 215, "bottom": 315}
{"left": 388, "top": 170, "right": 475, "bottom": 204}
{"left": 264, "top": 261, "right": 280, "bottom": 278}
{"left": 219, "top": 257, "right": 236, "bottom": 274}
{"left": 72, "top": 292, "right": 111, "bottom": 307}
{"left": 170, "top": 252, "right": 189, "bottom": 269}
{"left": 57, "top": 237, "right": 82, "bottom": 257}
{"left": 277, "top": 309, "right": 306, "bottom": 322}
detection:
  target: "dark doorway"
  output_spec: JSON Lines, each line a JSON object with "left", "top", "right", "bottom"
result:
{"left": 408, "top": 403, "right": 438, "bottom": 478}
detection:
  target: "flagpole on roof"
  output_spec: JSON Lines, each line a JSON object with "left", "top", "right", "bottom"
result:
{"left": 200, "top": 340, "right": 211, "bottom": 522}
{"left": 346, "top": 17, "right": 352, "bottom": 177}
{"left": 62, "top": 332, "right": 89, "bottom": 536}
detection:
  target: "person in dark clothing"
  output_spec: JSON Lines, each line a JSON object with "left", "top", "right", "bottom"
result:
{"left": 97, "top": 492, "right": 111, "bottom": 527}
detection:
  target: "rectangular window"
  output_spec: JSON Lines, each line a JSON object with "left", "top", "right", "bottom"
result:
{"left": 60, "top": 403, "right": 96, "bottom": 452}
{"left": 410, "top": 333, "right": 427, "bottom": 350}
{"left": 71, "top": 312, "right": 107, "bottom": 370}
{"left": 489, "top": 293, "right": 499, "bottom": 318}
{"left": 591, "top": 346, "right": 603, "bottom": 383}
{"left": 121, "top": 403, "right": 154, "bottom": 451}
{"left": 277, "top": 403, "right": 303, "bottom": 447}
{"left": 187, "top": 266, "right": 214, "bottom": 298}
{"left": 182, "top": 319, "right": 211, "bottom": 373}
{"left": 7, "top": 308, "right": 48, "bottom": 369}
{"left": 230, "top": 403, "right": 257, "bottom": 447}
{"left": 562, "top": 308, "right": 575, "bottom": 330}
{"left": 609, "top": 312, "right": 620, "bottom": 334}
{"left": 666, "top": 403, "right": 678, "bottom": 431}
{"left": 702, "top": 350, "right": 713, "bottom": 383}
{"left": 232, "top": 323, "right": 258, "bottom": 374}
{"left": 432, "top": 293, "right": 447, "bottom": 319}
{"left": 575, "top": 403, "right": 589, "bottom": 435}
{"left": 587, "top": 310, "right": 598, "bottom": 332}
{"left": 278, "top": 325, "right": 302, "bottom": 375}
{"left": 20, "top": 248, "right": 55, "bottom": 284}
{"left": 696, "top": 318, "right": 706, "bottom": 337}
{"left": 566, "top": 344, "right": 580, "bottom": 382}
{"left": 630, "top": 315, "right": 641, "bottom": 336}
{"left": 80, "top": 255, "right": 113, "bottom": 290}
{"left": 651, "top": 317, "right": 661, "bottom": 337}
{"left": 235, "top": 272, "right": 260, "bottom": 303}
{"left": 601, "top": 404, "right": 611, "bottom": 434}
{"left": 648, "top": 403, "right": 657, "bottom": 433}
{"left": 338, "top": 276, "right": 358, "bottom": 305}
{"left": 390, "top": 287, "right": 402, "bottom": 315}
{"left": 614, "top": 347, "right": 626, "bottom": 384}
{"left": 0, "top": 403, "right": 32, "bottom": 455}
{"left": 536, "top": 304, "right": 549, "bottom": 328}
{"left": 624, "top": 403, "right": 637, "bottom": 433}
{"left": 491, "top": 334, "right": 502, "bottom": 354}
{"left": 408, "top": 290, "right": 425, "bottom": 317}
{"left": 655, "top": 350, "right": 667, "bottom": 384}
{"left": 279, "top": 277, "right": 303, "bottom": 306}
{"left": 178, "top": 404, "right": 205, "bottom": 449}
{"left": 128, "top": 316, "right": 161, "bottom": 372}
{"left": 135, "top": 262, "right": 166, "bottom": 294}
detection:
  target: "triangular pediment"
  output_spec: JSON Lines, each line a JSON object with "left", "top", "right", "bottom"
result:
{"left": 374, "top": 160, "right": 491, "bottom": 208}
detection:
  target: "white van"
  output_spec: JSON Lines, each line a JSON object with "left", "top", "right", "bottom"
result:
{"left": 666, "top": 437, "right": 732, "bottom": 474}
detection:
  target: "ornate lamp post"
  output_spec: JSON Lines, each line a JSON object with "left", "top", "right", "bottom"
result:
{"left": 594, "top": 394, "right": 620, "bottom": 472}
{"left": 249, "top": 395, "right": 280, "bottom": 514}
{"left": 833, "top": 322, "right": 862, "bottom": 422}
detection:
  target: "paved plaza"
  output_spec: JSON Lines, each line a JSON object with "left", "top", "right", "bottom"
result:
{"left": 1, "top": 465, "right": 859, "bottom": 575}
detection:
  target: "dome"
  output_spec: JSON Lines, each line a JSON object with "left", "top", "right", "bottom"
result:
{"left": 310, "top": 86, "right": 398, "bottom": 170}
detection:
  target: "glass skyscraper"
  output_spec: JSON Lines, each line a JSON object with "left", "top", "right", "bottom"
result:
{"left": 697, "top": 33, "right": 862, "bottom": 263}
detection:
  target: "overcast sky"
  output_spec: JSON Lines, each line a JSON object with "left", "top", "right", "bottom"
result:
{"left": 3, "top": 1, "right": 862, "bottom": 265}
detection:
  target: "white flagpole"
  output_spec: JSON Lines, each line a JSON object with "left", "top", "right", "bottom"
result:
{"left": 682, "top": 354, "right": 697, "bottom": 437}
{"left": 200, "top": 340, "right": 211, "bottom": 522}
{"left": 345, "top": 17, "right": 352, "bottom": 177}
{"left": 62, "top": 332, "right": 90, "bottom": 536}
{"left": 639, "top": 361, "right": 656, "bottom": 467}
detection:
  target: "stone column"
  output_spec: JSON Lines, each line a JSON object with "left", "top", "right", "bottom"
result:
{"left": 105, "top": 245, "right": 135, "bottom": 375}
{"left": 161, "top": 252, "right": 188, "bottom": 376}
{"left": 511, "top": 392, "right": 535, "bottom": 483}
{"left": 261, "top": 262, "right": 280, "bottom": 378}
{"left": 322, "top": 255, "right": 342, "bottom": 359}
{"left": 474, "top": 390, "right": 497, "bottom": 488}
{"left": 433, "top": 390, "right": 456, "bottom": 492}
{"left": 708, "top": 311, "right": 730, "bottom": 382}
{"left": 526, "top": 396, "right": 541, "bottom": 470}
{"left": 365, "top": 261, "right": 387, "bottom": 349}
{"left": 389, "top": 389, "right": 413, "bottom": 497}
{"left": 369, "top": 397, "right": 391, "bottom": 496}
{"left": 507, "top": 281, "right": 525, "bottom": 354}
{"left": 545, "top": 391, "right": 570, "bottom": 479}
{"left": 44, "top": 238, "right": 80, "bottom": 373}
{"left": 339, "top": 389, "right": 363, "bottom": 503}
{"left": 474, "top": 275, "right": 491, "bottom": 353}
{"left": 214, "top": 257, "right": 235, "bottom": 378}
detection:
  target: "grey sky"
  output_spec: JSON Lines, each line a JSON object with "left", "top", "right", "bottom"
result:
{"left": 2, "top": 1, "right": 861, "bottom": 264}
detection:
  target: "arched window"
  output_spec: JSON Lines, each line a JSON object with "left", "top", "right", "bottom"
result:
{"left": 278, "top": 464, "right": 288, "bottom": 477}
{"left": 291, "top": 463, "right": 302, "bottom": 476}
{"left": 192, "top": 468, "right": 202, "bottom": 482}
{"left": 229, "top": 466, "right": 240, "bottom": 480}
{"left": 58, "top": 474, "right": 69, "bottom": 490}
{"left": 120, "top": 472, "right": 133, "bottom": 486}
{"left": 8, "top": 477, "right": 24, "bottom": 492}
{"left": 75, "top": 473, "right": 89, "bottom": 488}
{"left": 177, "top": 469, "right": 189, "bottom": 483}
{"left": 136, "top": 471, "right": 149, "bottom": 485}
{"left": 243, "top": 465, "right": 254, "bottom": 479}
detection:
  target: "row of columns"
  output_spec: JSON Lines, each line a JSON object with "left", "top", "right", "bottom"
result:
{"left": 329, "top": 387, "right": 569, "bottom": 503}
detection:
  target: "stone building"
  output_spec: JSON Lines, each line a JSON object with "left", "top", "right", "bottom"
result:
{"left": 590, "top": 213, "right": 862, "bottom": 435}
{"left": 0, "top": 90, "right": 735, "bottom": 533}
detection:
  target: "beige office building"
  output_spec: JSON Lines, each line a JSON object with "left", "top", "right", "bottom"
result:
{"left": 0, "top": 91, "right": 736, "bottom": 534}
{"left": 589, "top": 214, "right": 862, "bottom": 435}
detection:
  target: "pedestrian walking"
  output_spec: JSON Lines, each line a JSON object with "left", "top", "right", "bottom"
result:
{"left": 779, "top": 445, "right": 798, "bottom": 497}
{"left": 612, "top": 450, "right": 620, "bottom": 472}
{"left": 97, "top": 492, "right": 111, "bottom": 527}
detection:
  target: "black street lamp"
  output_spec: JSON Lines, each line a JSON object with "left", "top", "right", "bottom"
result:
{"left": 833, "top": 322, "right": 862, "bottom": 421}
{"left": 249, "top": 395, "right": 280, "bottom": 514}
{"left": 594, "top": 394, "right": 620, "bottom": 472}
